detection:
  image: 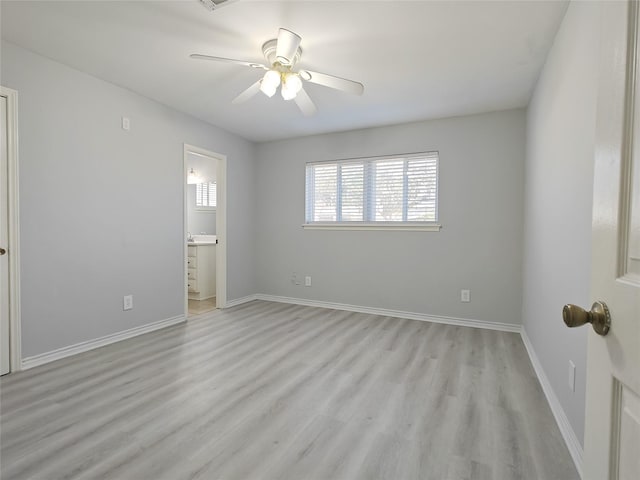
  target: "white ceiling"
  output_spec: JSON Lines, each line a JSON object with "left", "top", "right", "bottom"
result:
{"left": 0, "top": 0, "right": 568, "bottom": 142}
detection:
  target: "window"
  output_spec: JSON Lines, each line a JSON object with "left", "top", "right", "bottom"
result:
{"left": 304, "top": 152, "right": 439, "bottom": 230}
{"left": 196, "top": 181, "right": 217, "bottom": 209}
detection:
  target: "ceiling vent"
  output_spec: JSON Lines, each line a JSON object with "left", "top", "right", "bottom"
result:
{"left": 198, "top": 0, "right": 238, "bottom": 11}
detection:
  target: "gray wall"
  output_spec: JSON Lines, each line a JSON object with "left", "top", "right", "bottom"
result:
{"left": 255, "top": 110, "right": 526, "bottom": 325}
{"left": 522, "top": 1, "right": 601, "bottom": 446}
{"left": 0, "top": 41, "right": 256, "bottom": 358}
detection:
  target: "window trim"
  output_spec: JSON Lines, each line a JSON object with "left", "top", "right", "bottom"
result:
{"left": 304, "top": 151, "right": 440, "bottom": 230}
{"left": 195, "top": 206, "right": 217, "bottom": 213}
{"left": 302, "top": 222, "right": 442, "bottom": 231}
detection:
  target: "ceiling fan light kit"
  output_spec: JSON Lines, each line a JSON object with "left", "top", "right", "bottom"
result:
{"left": 259, "top": 69, "right": 280, "bottom": 97}
{"left": 191, "top": 28, "right": 364, "bottom": 115}
{"left": 259, "top": 69, "right": 303, "bottom": 101}
{"left": 281, "top": 73, "right": 302, "bottom": 100}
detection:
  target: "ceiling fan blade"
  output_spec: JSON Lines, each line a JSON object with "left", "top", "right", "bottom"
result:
{"left": 299, "top": 70, "right": 364, "bottom": 96}
{"left": 232, "top": 80, "right": 262, "bottom": 104}
{"left": 190, "top": 54, "right": 268, "bottom": 70}
{"left": 294, "top": 88, "right": 317, "bottom": 116}
{"left": 275, "top": 28, "right": 302, "bottom": 65}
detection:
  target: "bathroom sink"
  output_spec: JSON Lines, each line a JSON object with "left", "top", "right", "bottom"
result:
{"left": 187, "top": 234, "right": 217, "bottom": 245}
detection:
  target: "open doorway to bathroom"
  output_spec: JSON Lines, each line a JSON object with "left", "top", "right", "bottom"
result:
{"left": 183, "top": 144, "right": 227, "bottom": 317}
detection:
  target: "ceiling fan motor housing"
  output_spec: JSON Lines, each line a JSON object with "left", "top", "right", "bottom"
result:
{"left": 262, "top": 39, "right": 302, "bottom": 68}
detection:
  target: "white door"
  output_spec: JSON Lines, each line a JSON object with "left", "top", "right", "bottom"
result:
{"left": 582, "top": 1, "right": 640, "bottom": 478}
{"left": 0, "top": 94, "right": 10, "bottom": 376}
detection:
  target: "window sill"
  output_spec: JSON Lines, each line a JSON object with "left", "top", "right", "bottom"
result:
{"left": 302, "top": 223, "right": 442, "bottom": 232}
{"left": 195, "top": 207, "right": 217, "bottom": 213}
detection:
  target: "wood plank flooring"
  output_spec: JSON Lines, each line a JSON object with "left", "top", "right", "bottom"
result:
{"left": 0, "top": 300, "right": 579, "bottom": 479}
{"left": 188, "top": 298, "right": 217, "bottom": 316}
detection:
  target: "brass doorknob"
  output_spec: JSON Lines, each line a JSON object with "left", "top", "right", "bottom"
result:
{"left": 563, "top": 301, "right": 611, "bottom": 336}
{"left": 0, "top": 247, "right": 6, "bottom": 255}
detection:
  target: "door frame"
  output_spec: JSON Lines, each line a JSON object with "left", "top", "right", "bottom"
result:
{"left": 183, "top": 144, "right": 227, "bottom": 316}
{"left": 1, "top": 85, "right": 21, "bottom": 372}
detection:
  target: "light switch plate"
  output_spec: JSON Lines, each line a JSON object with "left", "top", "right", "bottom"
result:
{"left": 461, "top": 289, "right": 470, "bottom": 302}
{"left": 568, "top": 360, "right": 576, "bottom": 392}
{"left": 123, "top": 295, "right": 133, "bottom": 311}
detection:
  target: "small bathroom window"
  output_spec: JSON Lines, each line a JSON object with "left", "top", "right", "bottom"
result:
{"left": 196, "top": 182, "right": 217, "bottom": 210}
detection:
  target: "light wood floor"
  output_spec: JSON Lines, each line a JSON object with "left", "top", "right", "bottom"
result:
{"left": 188, "top": 297, "right": 217, "bottom": 315}
{"left": 0, "top": 300, "right": 579, "bottom": 479}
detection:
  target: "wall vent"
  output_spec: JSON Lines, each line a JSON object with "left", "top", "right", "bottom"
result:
{"left": 199, "top": 0, "right": 238, "bottom": 11}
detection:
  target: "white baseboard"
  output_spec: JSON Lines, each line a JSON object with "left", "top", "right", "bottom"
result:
{"left": 520, "top": 328, "right": 584, "bottom": 478}
{"left": 21, "top": 315, "right": 186, "bottom": 370}
{"left": 189, "top": 294, "right": 216, "bottom": 301}
{"left": 252, "top": 294, "right": 521, "bottom": 332}
{"left": 224, "top": 294, "right": 258, "bottom": 308}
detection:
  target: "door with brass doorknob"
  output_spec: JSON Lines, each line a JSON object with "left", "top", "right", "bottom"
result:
{"left": 1, "top": 91, "right": 10, "bottom": 375}
{"left": 581, "top": 2, "right": 640, "bottom": 479}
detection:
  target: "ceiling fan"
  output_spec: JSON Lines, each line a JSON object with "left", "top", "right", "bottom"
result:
{"left": 190, "top": 28, "right": 364, "bottom": 116}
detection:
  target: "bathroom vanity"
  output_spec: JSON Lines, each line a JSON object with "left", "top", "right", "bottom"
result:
{"left": 187, "top": 238, "right": 216, "bottom": 301}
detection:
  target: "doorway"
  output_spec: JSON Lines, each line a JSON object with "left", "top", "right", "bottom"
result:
{"left": 183, "top": 144, "right": 226, "bottom": 318}
{"left": 1, "top": 86, "right": 20, "bottom": 375}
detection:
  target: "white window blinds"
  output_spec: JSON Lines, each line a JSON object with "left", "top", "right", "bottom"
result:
{"left": 305, "top": 152, "right": 438, "bottom": 224}
{"left": 196, "top": 182, "right": 217, "bottom": 208}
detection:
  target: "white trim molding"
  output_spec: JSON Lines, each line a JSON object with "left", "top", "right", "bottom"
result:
{"left": 251, "top": 294, "right": 521, "bottom": 332}
{"left": 21, "top": 315, "right": 186, "bottom": 370}
{"left": 302, "top": 223, "right": 442, "bottom": 232}
{"left": 520, "top": 328, "right": 584, "bottom": 478}
{"left": 183, "top": 144, "right": 227, "bottom": 311}
{"left": 224, "top": 294, "right": 259, "bottom": 309}
{"left": 1, "top": 85, "right": 21, "bottom": 373}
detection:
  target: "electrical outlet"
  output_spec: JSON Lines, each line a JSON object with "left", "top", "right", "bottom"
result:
{"left": 568, "top": 360, "right": 576, "bottom": 392}
{"left": 461, "top": 289, "right": 470, "bottom": 303}
{"left": 305, "top": 276, "right": 312, "bottom": 287}
{"left": 123, "top": 295, "right": 133, "bottom": 311}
